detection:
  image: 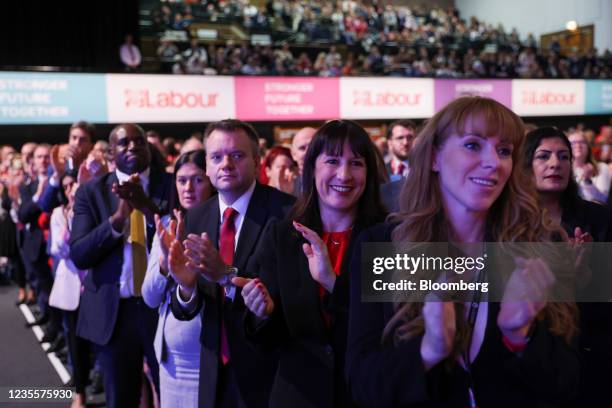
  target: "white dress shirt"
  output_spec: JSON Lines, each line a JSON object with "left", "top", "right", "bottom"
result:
{"left": 177, "top": 181, "right": 257, "bottom": 307}
{"left": 110, "top": 167, "right": 150, "bottom": 298}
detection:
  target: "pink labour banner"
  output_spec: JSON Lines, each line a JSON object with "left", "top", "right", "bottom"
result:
{"left": 234, "top": 77, "right": 340, "bottom": 121}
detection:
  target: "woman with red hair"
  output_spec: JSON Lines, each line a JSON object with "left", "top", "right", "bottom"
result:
{"left": 259, "top": 145, "right": 297, "bottom": 194}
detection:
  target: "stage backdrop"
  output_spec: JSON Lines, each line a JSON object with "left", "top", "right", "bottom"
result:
{"left": 0, "top": 72, "right": 610, "bottom": 124}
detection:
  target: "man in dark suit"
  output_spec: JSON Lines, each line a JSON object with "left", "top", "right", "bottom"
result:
{"left": 18, "top": 144, "right": 54, "bottom": 327}
{"left": 385, "top": 119, "right": 416, "bottom": 181}
{"left": 38, "top": 120, "right": 94, "bottom": 213}
{"left": 70, "top": 123, "right": 172, "bottom": 407}
{"left": 167, "top": 119, "right": 295, "bottom": 408}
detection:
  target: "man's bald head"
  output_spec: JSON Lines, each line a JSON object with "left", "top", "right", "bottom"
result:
{"left": 291, "top": 127, "right": 316, "bottom": 173}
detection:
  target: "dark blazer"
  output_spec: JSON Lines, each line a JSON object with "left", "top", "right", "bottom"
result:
{"left": 17, "top": 180, "right": 47, "bottom": 262}
{"left": 246, "top": 219, "right": 377, "bottom": 408}
{"left": 562, "top": 198, "right": 612, "bottom": 407}
{"left": 380, "top": 179, "right": 404, "bottom": 213}
{"left": 170, "top": 183, "right": 295, "bottom": 408}
{"left": 69, "top": 169, "right": 172, "bottom": 345}
{"left": 38, "top": 183, "right": 63, "bottom": 213}
{"left": 346, "top": 223, "right": 581, "bottom": 408}
{"left": 0, "top": 184, "right": 18, "bottom": 257}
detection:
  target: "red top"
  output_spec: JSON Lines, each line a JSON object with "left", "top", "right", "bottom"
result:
{"left": 318, "top": 229, "right": 352, "bottom": 327}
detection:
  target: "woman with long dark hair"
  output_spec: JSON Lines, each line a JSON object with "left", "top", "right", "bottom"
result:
{"left": 524, "top": 126, "right": 612, "bottom": 407}
{"left": 142, "top": 149, "right": 214, "bottom": 407}
{"left": 235, "top": 120, "right": 387, "bottom": 407}
{"left": 346, "top": 97, "right": 580, "bottom": 407}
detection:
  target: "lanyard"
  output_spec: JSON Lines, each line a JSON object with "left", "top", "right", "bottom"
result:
{"left": 463, "top": 267, "right": 485, "bottom": 408}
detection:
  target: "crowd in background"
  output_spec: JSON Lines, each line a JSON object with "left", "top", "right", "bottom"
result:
{"left": 0, "top": 110, "right": 611, "bottom": 407}
{"left": 149, "top": 0, "right": 612, "bottom": 78}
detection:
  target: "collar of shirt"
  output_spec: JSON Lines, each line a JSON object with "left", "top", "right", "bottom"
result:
{"left": 218, "top": 181, "right": 256, "bottom": 223}
{"left": 115, "top": 167, "right": 150, "bottom": 194}
{"left": 391, "top": 158, "right": 409, "bottom": 173}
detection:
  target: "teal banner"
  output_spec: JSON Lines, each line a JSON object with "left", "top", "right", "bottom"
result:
{"left": 0, "top": 72, "right": 107, "bottom": 124}
{"left": 585, "top": 80, "right": 612, "bottom": 115}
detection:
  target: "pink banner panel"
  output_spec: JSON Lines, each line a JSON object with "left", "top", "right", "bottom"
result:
{"left": 235, "top": 77, "right": 340, "bottom": 121}
{"left": 434, "top": 80, "right": 512, "bottom": 112}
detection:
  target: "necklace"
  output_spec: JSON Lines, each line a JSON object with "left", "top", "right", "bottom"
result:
{"left": 326, "top": 228, "right": 353, "bottom": 246}
{"left": 463, "top": 265, "right": 486, "bottom": 408}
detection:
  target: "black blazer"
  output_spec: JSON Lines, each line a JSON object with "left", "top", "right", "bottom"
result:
{"left": 380, "top": 179, "right": 404, "bottom": 213}
{"left": 245, "top": 219, "right": 378, "bottom": 408}
{"left": 0, "top": 184, "right": 18, "bottom": 257}
{"left": 170, "top": 183, "right": 295, "bottom": 408}
{"left": 346, "top": 223, "right": 581, "bottom": 408}
{"left": 17, "top": 180, "right": 47, "bottom": 263}
{"left": 69, "top": 169, "right": 172, "bottom": 345}
{"left": 562, "top": 198, "right": 612, "bottom": 407}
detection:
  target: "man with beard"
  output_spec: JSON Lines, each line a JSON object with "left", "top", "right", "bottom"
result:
{"left": 385, "top": 119, "right": 416, "bottom": 181}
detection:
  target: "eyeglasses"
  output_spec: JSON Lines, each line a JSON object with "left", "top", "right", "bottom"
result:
{"left": 391, "top": 135, "right": 415, "bottom": 142}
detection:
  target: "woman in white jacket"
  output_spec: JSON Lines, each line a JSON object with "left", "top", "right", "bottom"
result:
{"left": 568, "top": 129, "right": 611, "bottom": 203}
{"left": 48, "top": 170, "right": 89, "bottom": 408}
{"left": 142, "top": 150, "right": 213, "bottom": 408}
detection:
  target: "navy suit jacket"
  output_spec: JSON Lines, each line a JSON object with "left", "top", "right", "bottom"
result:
{"left": 69, "top": 169, "right": 172, "bottom": 345}
{"left": 38, "top": 183, "right": 63, "bottom": 213}
{"left": 380, "top": 179, "right": 404, "bottom": 213}
{"left": 170, "top": 183, "right": 295, "bottom": 408}
{"left": 18, "top": 180, "right": 47, "bottom": 263}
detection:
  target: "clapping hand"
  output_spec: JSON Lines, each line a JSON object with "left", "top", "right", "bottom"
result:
{"left": 293, "top": 221, "right": 336, "bottom": 293}
{"left": 421, "top": 298, "right": 456, "bottom": 370}
{"left": 569, "top": 226, "right": 593, "bottom": 269}
{"left": 112, "top": 174, "right": 158, "bottom": 222}
{"left": 233, "top": 277, "right": 274, "bottom": 319}
{"left": 155, "top": 209, "right": 184, "bottom": 275}
{"left": 182, "top": 232, "right": 228, "bottom": 283}
{"left": 497, "top": 257, "right": 555, "bottom": 343}
{"left": 50, "top": 145, "right": 65, "bottom": 176}
{"left": 113, "top": 174, "right": 148, "bottom": 210}
{"left": 168, "top": 239, "right": 198, "bottom": 300}
{"left": 77, "top": 155, "right": 108, "bottom": 184}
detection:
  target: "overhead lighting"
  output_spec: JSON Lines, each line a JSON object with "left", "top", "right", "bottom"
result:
{"left": 566, "top": 20, "right": 578, "bottom": 31}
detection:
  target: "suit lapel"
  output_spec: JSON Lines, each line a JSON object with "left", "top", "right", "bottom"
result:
{"left": 28, "top": 180, "right": 38, "bottom": 198}
{"left": 146, "top": 169, "right": 168, "bottom": 247}
{"left": 295, "top": 236, "right": 329, "bottom": 337}
{"left": 298, "top": 221, "right": 366, "bottom": 338}
{"left": 202, "top": 198, "right": 220, "bottom": 248}
{"left": 103, "top": 173, "right": 119, "bottom": 220}
{"left": 234, "top": 184, "right": 268, "bottom": 274}
{"left": 147, "top": 168, "right": 170, "bottom": 215}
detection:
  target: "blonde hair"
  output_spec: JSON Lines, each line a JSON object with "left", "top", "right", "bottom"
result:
{"left": 384, "top": 97, "right": 577, "bottom": 353}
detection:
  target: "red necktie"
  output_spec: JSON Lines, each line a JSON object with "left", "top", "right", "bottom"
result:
{"left": 396, "top": 162, "right": 405, "bottom": 176}
{"left": 219, "top": 207, "right": 238, "bottom": 365}
{"left": 220, "top": 207, "right": 237, "bottom": 265}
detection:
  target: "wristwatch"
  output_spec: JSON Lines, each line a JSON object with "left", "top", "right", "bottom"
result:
{"left": 218, "top": 266, "right": 238, "bottom": 287}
